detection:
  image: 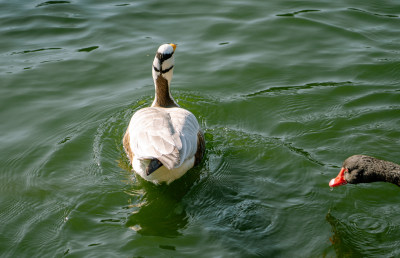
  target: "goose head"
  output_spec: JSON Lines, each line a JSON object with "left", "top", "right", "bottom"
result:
{"left": 151, "top": 43, "right": 178, "bottom": 107}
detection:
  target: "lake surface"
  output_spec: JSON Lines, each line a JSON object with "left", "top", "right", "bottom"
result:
{"left": 1, "top": 0, "right": 400, "bottom": 257}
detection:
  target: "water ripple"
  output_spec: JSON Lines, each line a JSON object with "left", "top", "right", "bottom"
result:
{"left": 276, "top": 9, "right": 321, "bottom": 17}
{"left": 327, "top": 208, "right": 400, "bottom": 257}
{"left": 36, "top": 1, "right": 71, "bottom": 8}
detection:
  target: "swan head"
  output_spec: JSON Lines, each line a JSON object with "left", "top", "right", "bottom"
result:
{"left": 329, "top": 155, "right": 366, "bottom": 187}
{"left": 152, "top": 43, "right": 176, "bottom": 86}
{"left": 329, "top": 155, "right": 393, "bottom": 187}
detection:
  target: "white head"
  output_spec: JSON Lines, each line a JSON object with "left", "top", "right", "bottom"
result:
{"left": 152, "top": 43, "right": 176, "bottom": 86}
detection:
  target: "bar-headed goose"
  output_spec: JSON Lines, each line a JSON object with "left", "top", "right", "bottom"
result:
{"left": 123, "top": 43, "right": 205, "bottom": 184}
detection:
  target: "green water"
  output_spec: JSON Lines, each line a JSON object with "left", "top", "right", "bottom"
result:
{"left": 1, "top": 0, "right": 400, "bottom": 257}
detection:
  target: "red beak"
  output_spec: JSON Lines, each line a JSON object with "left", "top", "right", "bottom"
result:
{"left": 329, "top": 167, "right": 347, "bottom": 187}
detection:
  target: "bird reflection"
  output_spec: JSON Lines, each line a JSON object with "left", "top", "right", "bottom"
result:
{"left": 326, "top": 210, "right": 363, "bottom": 257}
{"left": 124, "top": 167, "right": 201, "bottom": 237}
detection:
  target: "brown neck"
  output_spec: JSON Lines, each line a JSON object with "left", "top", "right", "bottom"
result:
{"left": 152, "top": 75, "right": 177, "bottom": 108}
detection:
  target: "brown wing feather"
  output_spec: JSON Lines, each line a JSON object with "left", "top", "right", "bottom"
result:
{"left": 123, "top": 130, "right": 134, "bottom": 162}
{"left": 194, "top": 130, "right": 205, "bottom": 166}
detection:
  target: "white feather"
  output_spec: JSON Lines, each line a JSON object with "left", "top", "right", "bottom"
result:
{"left": 128, "top": 107, "right": 198, "bottom": 168}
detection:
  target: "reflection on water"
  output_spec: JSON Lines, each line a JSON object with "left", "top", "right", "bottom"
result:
{"left": 125, "top": 183, "right": 190, "bottom": 237}
{"left": 123, "top": 167, "right": 203, "bottom": 237}
{"left": 326, "top": 211, "right": 364, "bottom": 257}
{"left": 327, "top": 191, "right": 400, "bottom": 257}
{"left": 326, "top": 210, "right": 393, "bottom": 257}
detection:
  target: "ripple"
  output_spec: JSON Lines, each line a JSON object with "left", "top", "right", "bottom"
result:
{"left": 36, "top": 1, "right": 71, "bottom": 8}
{"left": 229, "top": 200, "right": 273, "bottom": 233}
{"left": 276, "top": 9, "right": 320, "bottom": 17}
{"left": 0, "top": 194, "right": 71, "bottom": 257}
{"left": 11, "top": 47, "right": 63, "bottom": 55}
{"left": 327, "top": 200, "right": 400, "bottom": 257}
{"left": 348, "top": 214, "right": 388, "bottom": 234}
{"left": 243, "top": 81, "right": 353, "bottom": 98}
{"left": 93, "top": 97, "right": 151, "bottom": 169}
{"left": 77, "top": 46, "right": 99, "bottom": 52}
{"left": 348, "top": 7, "right": 399, "bottom": 18}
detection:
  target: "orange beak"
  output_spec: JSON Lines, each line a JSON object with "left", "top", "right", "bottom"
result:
{"left": 169, "top": 43, "right": 177, "bottom": 51}
{"left": 329, "top": 167, "right": 348, "bottom": 187}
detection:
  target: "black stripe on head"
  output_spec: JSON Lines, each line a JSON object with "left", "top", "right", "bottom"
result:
{"left": 156, "top": 51, "right": 174, "bottom": 63}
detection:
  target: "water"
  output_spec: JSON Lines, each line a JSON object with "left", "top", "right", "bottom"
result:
{"left": 1, "top": 0, "right": 400, "bottom": 257}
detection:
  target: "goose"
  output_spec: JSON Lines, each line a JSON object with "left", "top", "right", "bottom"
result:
{"left": 329, "top": 155, "right": 400, "bottom": 187}
{"left": 123, "top": 43, "right": 205, "bottom": 184}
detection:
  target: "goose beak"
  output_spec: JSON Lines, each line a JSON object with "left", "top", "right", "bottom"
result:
{"left": 169, "top": 43, "right": 177, "bottom": 51}
{"left": 329, "top": 167, "right": 347, "bottom": 187}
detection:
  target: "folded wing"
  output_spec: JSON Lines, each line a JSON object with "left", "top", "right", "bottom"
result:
{"left": 128, "top": 107, "right": 199, "bottom": 170}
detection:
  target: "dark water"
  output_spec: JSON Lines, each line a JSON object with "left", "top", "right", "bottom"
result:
{"left": 1, "top": 0, "right": 400, "bottom": 257}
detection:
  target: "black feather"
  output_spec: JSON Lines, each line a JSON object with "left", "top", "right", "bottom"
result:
{"left": 146, "top": 158, "right": 163, "bottom": 176}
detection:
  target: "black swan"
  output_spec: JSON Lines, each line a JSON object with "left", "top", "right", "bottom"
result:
{"left": 329, "top": 155, "right": 400, "bottom": 187}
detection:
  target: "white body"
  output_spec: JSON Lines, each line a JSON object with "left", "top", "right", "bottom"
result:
{"left": 126, "top": 107, "right": 200, "bottom": 184}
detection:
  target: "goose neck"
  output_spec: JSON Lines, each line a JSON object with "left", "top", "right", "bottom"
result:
{"left": 152, "top": 75, "right": 178, "bottom": 108}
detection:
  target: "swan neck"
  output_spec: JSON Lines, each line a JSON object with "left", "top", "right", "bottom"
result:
{"left": 368, "top": 161, "right": 400, "bottom": 186}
